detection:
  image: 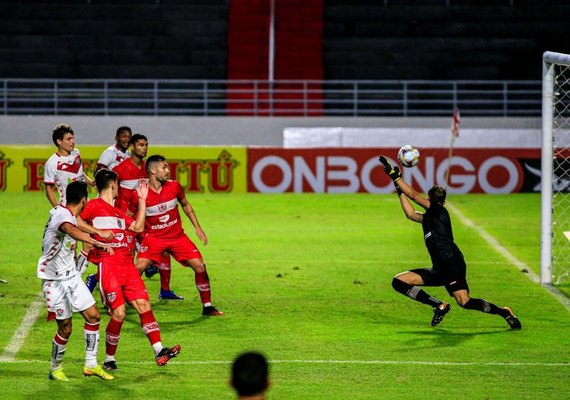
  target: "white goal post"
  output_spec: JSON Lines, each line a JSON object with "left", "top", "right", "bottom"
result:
{"left": 541, "top": 51, "right": 570, "bottom": 286}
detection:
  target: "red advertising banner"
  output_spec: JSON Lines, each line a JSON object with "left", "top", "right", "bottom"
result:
{"left": 247, "top": 148, "right": 541, "bottom": 194}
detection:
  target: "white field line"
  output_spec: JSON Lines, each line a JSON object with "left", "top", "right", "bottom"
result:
{"left": 446, "top": 202, "right": 570, "bottom": 311}
{"left": 0, "top": 292, "right": 44, "bottom": 362}
{"left": 1, "top": 359, "right": 568, "bottom": 367}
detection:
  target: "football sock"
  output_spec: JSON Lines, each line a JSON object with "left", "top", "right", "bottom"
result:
{"left": 195, "top": 268, "right": 212, "bottom": 304}
{"left": 463, "top": 298, "right": 511, "bottom": 318}
{"left": 51, "top": 333, "right": 68, "bottom": 370}
{"left": 83, "top": 321, "right": 100, "bottom": 368}
{"left": 140, "top": 310, "right": 162, "bottom": 345}
{"left": 391, "top": 278, "right": 442, "bottom": 308}
{"left": 105, "top": 318, "right": 123, "bottom": 357}
{"left": 160, "top": 267, "right": 171, "bottom": 291}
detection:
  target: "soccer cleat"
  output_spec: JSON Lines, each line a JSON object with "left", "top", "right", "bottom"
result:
{"left": 85, "top": 274, "right": 97, "bottom": 293}
{"left": 202, "top": 305, "right": 224, "bottom": 316}
{"left": 155, "top": 344, "right": 181, "bottom": 366}
{"left": 103, "top": 360, "right": 118, "bottom": 371}
{"left": 431, "top": 303, "right": 451, "bottom": 326}
{"left": 83, "top": 365, "right": 114, "bottom": 380}
{"left": 48, "top": 368, "right": 69, "bottom": 382}
{"left": 158, "top": 289, "right": 184, "bottom": 300}
{"left": 503, "top": 307, "right": 522, "bottom": 330}
{"left": 145, "top": 265, "right": 159, "bottom": 278}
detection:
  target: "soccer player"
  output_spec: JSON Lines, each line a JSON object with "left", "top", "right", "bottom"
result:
{"left": 379, "top": 155, "right": 522, "bottom": 330}
{"left": 133, "top": 154, "right": 223, "bottom": 316}
{"left": 80, "top": 169, "right": 181, "bottom": 370}
{"left": 231, "top": 352, "right": 270, "bottom": 400}
{"left": 44, "top": 123, "right": 95, "bottom": 207}
{"left": 85, "top": 134, "right": 180, "bottom": 299}
{"left": 37, "top": 181, "right": 114, "bottom": 381}
{"left": 95, "top": 126, "right": 132, "bottom": 174}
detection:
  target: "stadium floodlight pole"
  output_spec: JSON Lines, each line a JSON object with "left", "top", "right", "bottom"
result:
{"left": 541, "top": 51, "right": 570, "bottom": 285}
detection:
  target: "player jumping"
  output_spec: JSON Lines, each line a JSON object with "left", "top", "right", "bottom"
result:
{"left": 379, "top": 155, "right": 522, "bottom": 330}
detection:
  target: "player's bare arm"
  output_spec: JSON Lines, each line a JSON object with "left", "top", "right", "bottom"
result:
{"left": 59, "top": 222, "right": 114, "bottom": 255}
{"left": 84, "top": 175, "right": 96, "bottom": 187}
{"left": 179, "top": 197, "right": 207, "bottom": 245}
{"left": 398, "top": 191, "right": 423, "bottom": 223}
{"left": 76, "top": 216, "right": 115, "bottom": 240}
{"left": 128, "top": 179, "right": 148, "bottom": 233}
{"left": 45, "top": 183, "right": 59, "bottom": 207}
{"left": 396, "top": 179, "right": 430, "bottom": 210}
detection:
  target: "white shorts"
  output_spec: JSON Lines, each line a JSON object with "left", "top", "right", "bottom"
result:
{"left": 42, "top": 274, "right": 96, "bottom": 320}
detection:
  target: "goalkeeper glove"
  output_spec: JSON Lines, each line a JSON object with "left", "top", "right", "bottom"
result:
{"left": 378, "top": 155, "right": 402, "bottom": 182}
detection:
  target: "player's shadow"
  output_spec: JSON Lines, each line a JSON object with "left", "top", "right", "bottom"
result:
{"left": 399, "top": 328, "right": 507, "bottom": 349}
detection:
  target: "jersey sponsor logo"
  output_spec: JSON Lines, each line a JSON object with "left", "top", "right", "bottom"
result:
{"left": 151, "top": 218, "right": 178, "bottom": 230}
{"left": 115, "top": 233, "right": 124, "bottom": 241}
{"left": 158, "top": 215, "right": 170, "bottom": 223}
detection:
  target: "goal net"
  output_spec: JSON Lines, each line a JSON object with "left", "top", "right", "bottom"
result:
{"left": 541, "top": 51, "right": 570, "bottom": 287}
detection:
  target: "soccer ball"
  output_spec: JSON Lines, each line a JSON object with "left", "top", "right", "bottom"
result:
{"left": 397, "top": 145, "right": 420, "bottom": 168}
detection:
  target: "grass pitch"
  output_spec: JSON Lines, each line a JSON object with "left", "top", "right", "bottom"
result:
{"left": 0, "top": 192, "right": 568, "bottom": 400}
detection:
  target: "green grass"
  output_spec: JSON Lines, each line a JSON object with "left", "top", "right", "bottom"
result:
{"left": 0, "top": 193, "right": 568, "bottom": 399}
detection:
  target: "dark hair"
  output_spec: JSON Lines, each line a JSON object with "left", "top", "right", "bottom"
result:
{"left": 129, "top": 133, "right": 147, "bottom": 146}
{"left": 66, "top": 181, "right": 88, "bottom": 205}
{"left": 52, "top": 123, "right": 74, "bottom": 146}
{"left": 116, "top": 126, "right": 132, "bottom": 137}
{"left": 231, "top": 352, "right": 268, "bottom": 396}
{"left": 428, "top": 185, "right": 447, "bottom": 204}
{"left": 95, "top": 169, "right": 118, "bottom": 193}
{"left": 146, "top": 154, "right": 166, "bottom": 175}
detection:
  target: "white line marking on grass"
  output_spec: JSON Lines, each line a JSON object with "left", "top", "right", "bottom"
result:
{"left": 446, "top": 202, "right": 570, "bottom": 311}
{"left": 3, "top": 359, "right": 568, "bottom": 367}
{"left": 0, "top": 293, "right": 43, "bottom": 362}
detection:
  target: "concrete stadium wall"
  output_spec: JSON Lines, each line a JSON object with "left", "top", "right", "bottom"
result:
{"left": 0, "top": 116, "right": 540, "bottom": 147}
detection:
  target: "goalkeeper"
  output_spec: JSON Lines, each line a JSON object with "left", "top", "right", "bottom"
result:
{"left": 379, "top": 155, "right": 522, "bottom": 329}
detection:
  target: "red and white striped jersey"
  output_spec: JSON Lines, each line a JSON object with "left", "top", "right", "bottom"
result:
{"left": 37, "top": 205, "right": 79, "bottom": 280}
{"left": 112, "top": 158, "right": 147, "bottom": 212}
{"left": 80, "top": 198, "right": 136, "bottom": 263}
{"left": 44, "top": 149, "right": 86, "bottom": 205}
{"left": 97, "top": 145, "right": 130, "bottom": 170}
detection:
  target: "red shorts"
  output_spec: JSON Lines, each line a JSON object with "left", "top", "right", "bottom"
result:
{"left": 138, "top": 234, "right": 202, "bottom": 264}
{"left": 97, "top": 258, "right": 149, "bottom": 310}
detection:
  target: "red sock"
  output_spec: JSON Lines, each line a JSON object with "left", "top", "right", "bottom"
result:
{"left": 139, "top": 310, "right": 161, "bottom": 345}
{"left": 105, "top": 318, "right": 123, "bottom": 356}
{"left": 159, "top": 264, "right": 171, "bottom": 291}
{"left": 195, "top": 270, "right": 211, "bottom": 304}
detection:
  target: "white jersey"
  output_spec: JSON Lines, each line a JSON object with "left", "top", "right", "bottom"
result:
{"left": 97, "top": 145, "right": 130, "bottom": 170}
{"left": 44, "top": 149, "right": 85, "bottom": 205}
{"left": 37, "top": 205, "right": 79, "bottom": 281}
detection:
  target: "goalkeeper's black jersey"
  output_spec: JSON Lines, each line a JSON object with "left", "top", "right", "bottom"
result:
{"left": 421, "top": 201, "right": 462, "bottom": 266}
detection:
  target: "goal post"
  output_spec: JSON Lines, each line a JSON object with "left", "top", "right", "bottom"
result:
{"left": 541, "top": 51, "right": 570, "bottom": 286}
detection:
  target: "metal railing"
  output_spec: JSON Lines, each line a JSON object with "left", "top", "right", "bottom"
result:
{"left": 0, "top": 79, "right": 542, "bottom": 117}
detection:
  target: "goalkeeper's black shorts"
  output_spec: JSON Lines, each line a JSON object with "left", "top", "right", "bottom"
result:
{"left": 412, "top": 255, "right": 469, "bottom": 296}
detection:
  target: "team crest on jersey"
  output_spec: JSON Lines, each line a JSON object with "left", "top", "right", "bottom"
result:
{"left": 56, "top": 309, "right": 64, "bottom": 316}
{"left": 115, "top": 233, "right": 124, "bottom": 241}
{"left": 159, "top": 215, "right": 170, "bottom": 223}
{"left": 127, "top": 235, "right": 133, "bottom": 243}
{"left": 106, "top": 292, "right": 117, "bottom": 303}
{"left": 116, "top": 218, "right": 124, "bottom": 229}
{"left": 140, "top": 246, "right": 148, "bottom": 253}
